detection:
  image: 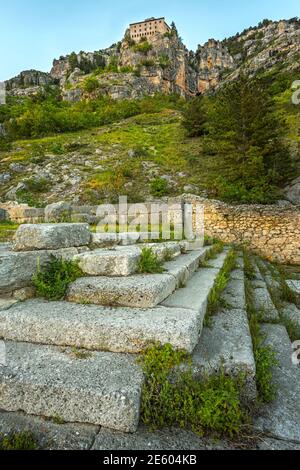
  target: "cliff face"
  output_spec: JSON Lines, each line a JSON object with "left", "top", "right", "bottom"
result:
{"left": 4, "top": 18, "right": 300, "bottom": 100}
{"left": 5, "top": 70, "right": 57, "bottom": 97}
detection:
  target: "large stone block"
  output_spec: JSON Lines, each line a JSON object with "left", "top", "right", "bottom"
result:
{"left": 0, "top": 341, "right": 143, "bottom": 432}
{"left": 13, "top": 223, "right": 91, "bottom": 251}
{"left": 0, "top": 246, "right": 89, "bottom": 294}
{"left": 67, "top": 273, "right": 177, "bottom": 308}
{"left": 0, "top": 299, "right": 201, "bottom": 353}
{"left": 74, "top": 248, "right": 140, "bottom": 276}
{"left": 45, "top": 201, "right": 72, "bottom": 223}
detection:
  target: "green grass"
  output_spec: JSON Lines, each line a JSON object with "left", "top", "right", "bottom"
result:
{"left": 0, "top": 221, "right": 19, "bottom": 242}
{"left": 139, "top": 343, "right": 248, "bottom": 437}
{"left": 204, "top": 247, "right": 237, "bottom": 325}
{"left": 32, "top": 255, "right": 83, "bottom": 301}
{"left": 137, "top": 248, "right": 165, "bottom": 274}
{"left": 0, "top": 431, "right": 38, "bottom": 450}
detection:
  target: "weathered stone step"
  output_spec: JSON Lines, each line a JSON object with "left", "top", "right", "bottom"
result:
{"left": 74, "top": 242, "right": 182, "bottom": 277}
{"left": 250, "top": 258, "right": 279, "bottom": 322}
{"left": 191, "top": 261, "right": 257, "bottom": 403}
{"left": 286, "top": 279, "right": 300, "bottom": 296}
{"left": 162, "top": 251, "right": 228, "bottom": 318}
{"left": 0, "top": 299, "right": 201, "bottom": 353}
{"left": 254, "top": 324, "right": 300, "bottom": 443}
{"left": 0, "top": 341, "right": 143, "bottom": 432}
{"left": 0, "top": 245, "right": 89, "bottom": 295}
{"left": 67, "top": 249, "right": 210, "bottom": 308}
{"left": 67, "top": 273, "right": 177, "bottom": 308}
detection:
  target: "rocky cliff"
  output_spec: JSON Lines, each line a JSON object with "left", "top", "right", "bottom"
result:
{"left": 4, "top": 18, "right": 300, "bottom": 100}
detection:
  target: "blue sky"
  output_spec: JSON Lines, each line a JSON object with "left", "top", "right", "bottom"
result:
{"left": 0, "top": 0, "right": 299, "bottom": 81}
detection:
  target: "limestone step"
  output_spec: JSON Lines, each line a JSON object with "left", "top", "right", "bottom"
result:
{"left": 0, "top": 246, "right": 90, "bottom": 295}
{"left": 67, "top": 248, "right": 210, "bottom": 308}
{"left": 191, "top": 263, "right": 257, "bottom": 403}
{"left": 254, "top": 324, "right": 300, "bottom": 443}
{"left": 249, "top": 258, "right": 279, "bottom": 322}
{"left": 74, "top": 242, "right": 182, "bottom": 277}
{"left": 0, "top": 341, "right": 143, "bottom": 432}
{"left": 162, "top": 251, "right": 228, "bottom": 316}
{"left": 286, "top": 279, "right": 300, "bottom": 296}
{"left": 67, "top": 273, "right": 177, "bottom": 308}
{"left": 0, "top": 299, "right": 201, "bottom": 354}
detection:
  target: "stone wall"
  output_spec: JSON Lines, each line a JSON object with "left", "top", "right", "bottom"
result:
{"left": 185, "top": 196, "right": 300, "bottom": 265}
{"left": 2, "top": 196, "right": 299, "bottom": 264}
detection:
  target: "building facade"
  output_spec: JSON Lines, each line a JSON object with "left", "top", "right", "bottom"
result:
{"left": 130, "top": 17, "right": 170, "bottom": 40}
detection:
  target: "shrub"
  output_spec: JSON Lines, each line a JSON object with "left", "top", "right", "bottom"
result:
{"left": 51, "top": 142, "right": 64, "bottom": 155}
{"left": 137, "top": 248, "right": 165, "bottom": 274}
{"left": 134, "top": 41, "right": 153, "bottom": 55}
{"left": 83, "top": 77, "right": 99, "bottom": 93}
{"left": 139, "top": 343, "right": 247, "bottom": 436}
{"left": 0, "top": 431, "right": 37, "bottom": 450}
{"left": 150, "top": 177, "right": 170, "bottom": 197}
{"left": 140, "top": 59, "right": 155, "bottom": 68}
{"left": 16, "top": 190, "right": 46, "bottom": 208}
{"left": 32, "top": 255, "right": 83, "bottom": 300}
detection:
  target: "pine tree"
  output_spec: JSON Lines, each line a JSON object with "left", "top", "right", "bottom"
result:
{"left": 206, "top": 75, "right": 293, "bottom": 202}
{"left": 182, "top": 96, "right": 208, "bottom": 137}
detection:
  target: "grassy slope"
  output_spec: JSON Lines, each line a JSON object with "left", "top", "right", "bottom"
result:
{"left": 0, "top": 108, "right": 221, "bottom": 205}
{"left": 0, "top": 88, "right": 298, "bottom": 206}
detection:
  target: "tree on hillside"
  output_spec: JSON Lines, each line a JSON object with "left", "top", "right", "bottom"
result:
{"left": 170, "top": 22, "right": 178, "bottom": 37}
{"left": 182, "top": 96, "right": 208, "bottom": 137}
{"left": 205, "top": 75, "right": 293, "bottom": 202}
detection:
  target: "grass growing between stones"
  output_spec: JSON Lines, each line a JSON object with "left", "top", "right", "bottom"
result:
{"left": 244, "top": 252, "right": 278, "bottom": 403}
{"left": 204, "top": 247, "right": 237, "bottom": 326}
{"left": 0, "top": 431, "right": 38, "bottom": 450}
{"left": 137, "top": 248, "right": 165, "bottom": 274}
{"left": 201, "top": 241, "right": 224, "bottom": 266}
{"left": 258, "top": 261, "right": 300, "bottom": 342}
{"left": 0, "top": 221, "right": 19, "bottom": 242}
{"left": 139, "top": 343, "right": 248, "bottom": 438}
{"left": 32, "top": 255, "right": 83, "bottom": 301}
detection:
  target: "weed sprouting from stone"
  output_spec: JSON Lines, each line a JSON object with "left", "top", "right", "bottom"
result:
{"left": 32, "top": 255, "right": 83, "bottom": 301}
{"left": 138, "top": 343, "right": 248, "bottom": 437}
{"left": 137, "top": 248, "right": 165, "bottom": 274}
{"left": 204, "top": 247, "right": 237, "bottom": 325}
{"left": 0, "top": 431, "right": 38, "bottom": 450}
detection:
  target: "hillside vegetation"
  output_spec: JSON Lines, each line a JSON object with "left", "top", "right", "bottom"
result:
{"left": 1, "top": 17, "right": 299, "bottom": 206}
{"left": 0, "top": 71, "right": 299, "bottom": 206}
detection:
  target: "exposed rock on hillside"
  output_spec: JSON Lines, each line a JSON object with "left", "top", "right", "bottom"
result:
{"left": 4, "top": 18, "right": 300, "bottom": 98}
{"left": 5, "top": 70, "right": 57, "bottom": 97}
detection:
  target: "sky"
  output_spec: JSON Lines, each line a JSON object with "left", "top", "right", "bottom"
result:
{"left": 0, "top": 0, "right": 299, "bottom": 81}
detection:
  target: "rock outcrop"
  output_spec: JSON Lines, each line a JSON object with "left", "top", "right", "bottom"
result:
{"left": 4, "top": 18, "right": 300, "bottom": 99}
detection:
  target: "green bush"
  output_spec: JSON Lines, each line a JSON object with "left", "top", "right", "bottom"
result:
{"left": 150, "top": 177, "right": 170, "bottom": 197}
{"left": 158, "top": 55, "right": 171, "bottom": 69}
{"left": 139, "top": 343, "right": 247, "bottom": 436}
{"left": 16, "top": 190, "right": 46, "bottom": 208}
{"left": 140, "top": 59, "right": 155, "bottom": 67}
{"left": 32, "top": 255, "right": 83, "bottom": 300}
{"left": 137, "top": 248, "right": 165, "bottom": 274}
{"left": 0, "top": 431, "right": 37, "bottom": 450}
{"left": 134, "top": 41, "right": 153, "bottom": 55}
{"left": 51, "top": 142, "right": 64, "bottom": 155}
{"left": 83, "top": 77, "right": 100, "bottom": 93}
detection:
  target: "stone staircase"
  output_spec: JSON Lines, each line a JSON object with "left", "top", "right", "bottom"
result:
{"left": 0, "top": 223, "right": 251, "bottom": 433}
{"left": 1, "top": 222, "right": 298, "bottom": 444}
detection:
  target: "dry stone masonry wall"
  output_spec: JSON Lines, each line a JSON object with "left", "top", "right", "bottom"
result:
{"left": 187, "top": 196, "right": 300, "bottom": 265}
